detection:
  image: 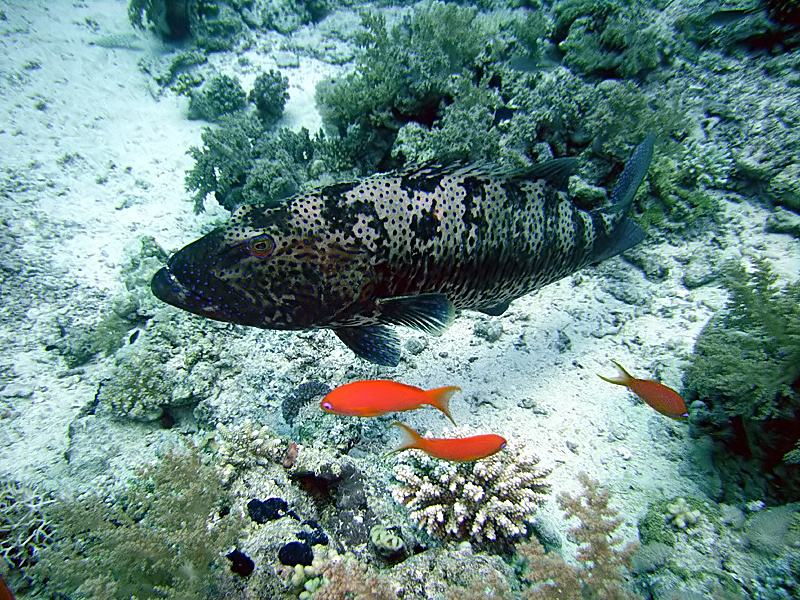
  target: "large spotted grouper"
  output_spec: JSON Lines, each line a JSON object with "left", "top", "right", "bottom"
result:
{"left": 151, "top": 134, "right": 655, "bottom": 366}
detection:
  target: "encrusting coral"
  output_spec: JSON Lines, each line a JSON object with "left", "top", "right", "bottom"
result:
{"left": 391, "top": 436, "right": 550, "bottom": 543}
{"left": 214, "top": 418, "right": 287, "bottom": 469}
{"left": 290, "top": 545, "right": 398, "bottom": 600}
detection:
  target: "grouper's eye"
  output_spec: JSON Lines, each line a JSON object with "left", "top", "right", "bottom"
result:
{"left": 247, "top": 234, "right": 275, "bottom": 258}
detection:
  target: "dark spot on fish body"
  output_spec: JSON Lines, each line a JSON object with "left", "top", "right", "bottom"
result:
{"left": 458, "top": 179, "right": 492, "bottom": 232}
{"left": 243, "top": 205, "right": 291, "bottom": 230}
{"left": 400, "top": 170, "right": 446, "bottom": 193}
{"left": 410, "top": 210, "right": 442, "bottom": 242}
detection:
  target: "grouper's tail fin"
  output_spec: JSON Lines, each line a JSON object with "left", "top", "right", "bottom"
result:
{"left": 610, "top": 132, "right": 655, "bottom": 213}
{"left": 591, "top": 133, "right": 655, "bottom": 264}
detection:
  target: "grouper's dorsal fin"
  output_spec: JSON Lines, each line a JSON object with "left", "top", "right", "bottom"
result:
{"left": 392, "top": 158, "right": 577, "bottom": 187}
{"left": 335, "top": 325, "right": 401, "bottom": 367}
{"left": 517, "top": 157, "right": 578, "bottom": 188}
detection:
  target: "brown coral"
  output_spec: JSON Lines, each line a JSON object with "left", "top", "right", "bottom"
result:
{"left": 310, "top": 547, "right": 398, "bottom": 600}
{"left": 519, "top": 472, "right": 640, "bottom": 600}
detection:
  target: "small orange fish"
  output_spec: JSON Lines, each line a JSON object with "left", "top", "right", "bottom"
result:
{"left": 388, "top": 422, "right": 507, "bottom": 462}
{"left": 321, "top": 380, "right": 459, "bottom": 424}
{"left": 598, "top": 360, "right": 689, "bottom": 420}
{"left": 0, "top": 574, "right": 16, "bottom": 600}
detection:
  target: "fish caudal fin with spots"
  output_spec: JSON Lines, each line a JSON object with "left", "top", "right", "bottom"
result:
{"left": 590, "top": 133, "right": 654, "bottom": 264}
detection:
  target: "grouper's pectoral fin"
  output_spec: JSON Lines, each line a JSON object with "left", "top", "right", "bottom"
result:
{"left": 375, "top": 293, "right": 455, "bottom": 335}
{"left": 335, "top": 325, "right": 401, "bottom": 367}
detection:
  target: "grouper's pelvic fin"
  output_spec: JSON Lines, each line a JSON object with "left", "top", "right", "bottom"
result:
{"left": 335, "top": 325, "right": 402, "bottom": 367}
{"left": 591, "top": 133, "right": 655, "bottom": 264}
{"left": 335, "top": 294, "right": 456, "bottom": 367}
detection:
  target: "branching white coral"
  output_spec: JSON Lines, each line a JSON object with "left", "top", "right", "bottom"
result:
{"left": 391, "top": 436, "right": 550, "bottom": 543}
{"left": 0, "top": 479, "right": 55, "bottom": 573}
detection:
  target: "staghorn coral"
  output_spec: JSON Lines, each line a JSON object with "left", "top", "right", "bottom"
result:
{"left": 520, "top": 472, "right": 639, "bottom": 600}
{"left": 391, "top": 436, "right": 550, "bottom": 543}
{"left": 0, "top": 479, "right": 55, "bottom": 578}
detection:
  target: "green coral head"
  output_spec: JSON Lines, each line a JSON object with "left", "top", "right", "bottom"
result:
{"left": 370, "top": 525, "right": 405, "bottom": 555}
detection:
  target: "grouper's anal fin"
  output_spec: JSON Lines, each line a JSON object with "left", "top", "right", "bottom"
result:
{"left": 334, "top": 295, "right": 455, "bottom": 366}
{"left": 477, "top": 300, "right": 510, "bottom": 316}
{"left": 335, "top": 325, "right": 401, "bottom": 367}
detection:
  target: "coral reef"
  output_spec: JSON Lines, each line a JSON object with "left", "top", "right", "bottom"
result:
{"left": 93, "top": 310, "right": 225, "bottom": 422}
{"left": 214, "top": 418, "right": 287, "bottom": 470}
{"left": 684, "top": 259, "right": 800, "bottom": 502}
{"left": 391, "top": 436, "right": 550, "bottom": 543}
{"left": 632, "top": 497, "right": 800, "bottom": 598}
{"left": 32, "top": 446, "right": 243, "bottom": 599}
{"left": 316, "top": 2, "right": 494, "bottom": 171}
{"left": 249, "top": 70, "right": 290, "bottom": 124}
{"left": 305, "top": 546, "right": 398, "bottom": 600}
{"left": 638, "top": 496, "right": 718, "bottom": 548}
{"left": 519, "top": 472, "right": 639, "bottom": 599}
{"left": 0, "top": 480, "right": 54, "bottom": 580}
{"left": 553, "top": 0, "right": 669, "bottom": 80}
{"left": 188, "top": 74, "right": 247, "bottom": 122}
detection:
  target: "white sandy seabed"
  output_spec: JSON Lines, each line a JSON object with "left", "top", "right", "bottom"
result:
{"left": 0, "top": 0, "right": 799, "bottom": 593}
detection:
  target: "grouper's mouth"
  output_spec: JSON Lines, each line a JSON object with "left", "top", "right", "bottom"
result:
{"left": 150, "top": 265, "right": 192, "bottom": 309}
{"left": 150, "top": 264, "right": 240, "bottom": 323}
{"left": 150, "top": 232, "right": 264, "bottom": 326}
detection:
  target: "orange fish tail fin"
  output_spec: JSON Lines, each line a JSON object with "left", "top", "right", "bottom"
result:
{"left": 388, "top": 422, "right": 424, "bottom": 455}
{"left": 426, "top": 386, "right": 460, "bottom": 425}
{"left": 598, "top": 360, "right": 634, "bottom": 387}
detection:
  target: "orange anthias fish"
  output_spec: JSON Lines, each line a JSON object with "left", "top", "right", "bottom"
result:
{"left": 0, "top": 574, "right": 16, "bottom": 600}
{"left": 598, "top": 360, "right": 689, "bottom": 420}
{"left": 320, "top": 380, "right": 459, "bottom": 424}
{"left": 389, "top": 423, "right": 507, "bottom": 462}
